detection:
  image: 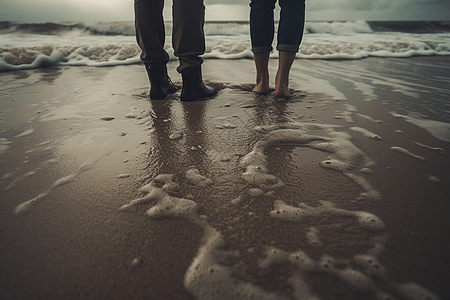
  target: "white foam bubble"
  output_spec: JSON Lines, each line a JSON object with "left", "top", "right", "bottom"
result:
{"left": 6, "top": 169, "right": 39, "bottom": 191}
{"left": 242, "top": 122, "right": 380, "bottom": 201}
{"left": 270, "top": 200, "right": 385, "bottom": 230}
{"left": 126, "top": 108, "right": 151, "bottom": 119}
{"left": 50, "top": 174, "right": 76, "bottom": 188}
{"left": 360, "top": 167, "right": 376, "bottom": 175}
{"left": 354, "top": 82, "right": 379, "bottom": 102}
{"left": 427, "top": 175, "right": 442, "bottom": 184}
{"left": 121, "top": 173, "right": 201, "bottom": 219}
{"left": 186, "top": 169, "right": 213, "bottom": 188}
{"left": 15, "top": 161, "right": 96, "bottom": 215}
{"left": 319, "top": 159, "right": 352, "bottom": 172}
{"left": 169, "top": 132, "right": 183, "bottom": 140}
{"left": 413, "top": 141, "right": 444, "bottom": 154}
{"left": 306, "top": 20, "right": 373, "bottom": 34}
{"left": 0, "top": 48, "right": 68, "bottom": 72}
{"left": 15, "top": 192, "right": 49, "bottom": 215}
{"left": 131, "top": 257, "right": 142, "bottom": 267}
{"left": 350, "top": 127, "right": 382, "bottom": 140}
{"left": 390, "top": 113, "right": 450, "bottom": 143}
{"left": 258, "top": 245, "right": 397, "bottom": 299}
{"left": 247, "top": 188, "right": 264, "bottom": 197}
{"left": 0, "top": 138, "right": 12, "bottom": 155}
{"left": 2, "top": 173, "right": 13, "bottom": 180}
{"left": 343, "top": 173, "right": 382, "bottom": 200}
{"left": 242, "top": 165, "right": 283, "bottom": 192}
{"left": 390, "top": 146, "right": 426, "bottom": 162}
{"left": 294, "top": 73, "right": 347, "bottom": 101}
{"left": 354, "top": 211, "right": 386, "bottom": 231}
{"left": 356, "top": 113, "right": 382, "bottom": 123}
{"left": 354, "top": 254, "right": 386, "bottom": 278}
{"left": 146, "top": 196, "right": 198, "bottom": 219}
{"left": 185, "top": 227, "right": 287, "bottom": 300}
{"left": 334, "top": 111, "right": 354, "bottom": 123}
{"left": 15, "top": 129, "right": 34, "bottom": 138}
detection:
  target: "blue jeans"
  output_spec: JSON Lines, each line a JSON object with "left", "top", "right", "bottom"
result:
{"left": 250, "top": 0, "right": 305, "bottom": 53}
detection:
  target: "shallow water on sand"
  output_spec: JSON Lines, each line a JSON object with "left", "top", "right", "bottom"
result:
{"left": 1, "top": 58, "right": 449, "bottom": 300}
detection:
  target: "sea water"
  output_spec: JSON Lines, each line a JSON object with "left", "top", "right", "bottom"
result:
{"left": 1, "top": 20, "right": 449, "bottom": 71}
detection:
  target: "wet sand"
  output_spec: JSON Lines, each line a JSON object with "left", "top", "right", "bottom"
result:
{"left": 1, "top": 57, "right": 450, "bottom": 300}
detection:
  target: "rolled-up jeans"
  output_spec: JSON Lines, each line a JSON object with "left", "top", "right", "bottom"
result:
{"left": 134, "top": 0, "right": 206, "bottom": 73}
{"left": 250, "top": 0, "right": 305, "bottom": 53}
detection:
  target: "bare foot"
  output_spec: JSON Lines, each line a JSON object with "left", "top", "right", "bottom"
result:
{"left": 275, "top": 71, "right": 291, "bottom": 98}
{"left": 252, "top": 52, "right": 270, "bottom": 94}
{"left": 253, "top": 72, "right": 270, "bottom": 94}
{"left": 274, "top": 51, "right": 296, "bottom": 98}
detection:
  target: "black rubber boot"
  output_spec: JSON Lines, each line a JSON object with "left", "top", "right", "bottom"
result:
{"left": 180, "top": 66, "right": 217, "bottom": 101}
{"left": 146, "top": 65, "right": 178, "bottom": 100}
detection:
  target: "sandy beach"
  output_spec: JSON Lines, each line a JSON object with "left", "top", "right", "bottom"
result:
{"left": 1, "top": 57, "right": 449, "bottom": 300}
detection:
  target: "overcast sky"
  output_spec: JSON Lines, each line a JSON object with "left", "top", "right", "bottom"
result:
{"left": 1, "top": 0, "right": 449, "bottom": 22}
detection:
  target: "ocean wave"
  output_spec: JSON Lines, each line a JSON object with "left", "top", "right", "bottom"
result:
{"left": 305, "top": 21, "right": 373, "bottom": 34}
{"left": 0, "top": 21, "right": 85, "bottom": 35}
{"left": 1, "top": 40, "right": 449, "bottom": 72}
{"left": 2, "top": 20, "right": 450, "bottom": 37}
{"left": 0, "top": 45, "right": 142, "bottom": 71}
{"left": 1, "top": 20, "right": 449, "bottom": 72}
{"left": 83, "top": 21, "right": 136, "bottom": 36}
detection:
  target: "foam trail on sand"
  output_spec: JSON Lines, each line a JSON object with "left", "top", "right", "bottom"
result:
{"left": 15, "top": 129, "right": 34, "bottom": 138}
{"left": 390, "top": 146, "right": 427, "bottom": 162}
{"left": 350, "top": 127, "right": 382, "bottom": 140}
{"left": 270, "top": 200, "right": 385, "bottom": 230}
{"left": 242, "top": 122, "right": 380, "bottom": 200}
{"left": 356, "top": 113, "right": 382, "bottom": 123}
{"left": 391, "top": 112, "right": 450, "bottom": 143}
{"left": 15, "top": 162, "right": 95, "bottom": 215}
{"left": 413, "top": 142, "right": 444, "bottom": 154}
{"left": 119, "top": 153, "right": 441, "bottom": 299}
{"left": 353, "top": 82, "right": 378, "bottom": 102}
{"left": 0, "top": 138, "right": 11, "bottom": 155}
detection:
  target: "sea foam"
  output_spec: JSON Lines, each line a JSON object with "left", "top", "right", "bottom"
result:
{"left": 1, "top": 21, "right": 449, "bottom": 72}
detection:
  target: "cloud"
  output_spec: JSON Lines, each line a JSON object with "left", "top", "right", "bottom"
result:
{"left": 306, "top": 0, "right": 394, "bottom": 12}
{"left": 205, "top": 0, "right": 247, "bottom": 5}
{"left": 0, "top": 0, "right": 133, "bottom": 21}
{"left": 0, "top": 0, "right": 449, "bottom": 22}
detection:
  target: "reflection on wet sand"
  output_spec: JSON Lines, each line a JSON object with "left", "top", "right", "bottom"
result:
{"left": 121, "top": 87, "right": 440, "bottom": 299}
{"left": 1, "top": 59, "right": 449, "bottom": 300}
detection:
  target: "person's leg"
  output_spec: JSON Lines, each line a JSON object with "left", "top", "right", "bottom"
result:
{"left": 250, "top": 0, "right": 276, "bottom": 94}
{"left": 275, "top": 0, "right": 305, "bottom": 98}
{"left": 134, "top": 0, "right": 177, "bottom": 99}
{"left": 134, "top": 0, "right": 169, "bottom": 66}
{"left": 172, "top": 0, "right": 216, "bottom": 101}
{"left": 253, "top": 52, "right": 270, "bottom": 94}
{"left": 172, "top": 0, "right": 205, "bottom": 73}
{"left": 275, "top": 51, "right": 296, "bottom": 98}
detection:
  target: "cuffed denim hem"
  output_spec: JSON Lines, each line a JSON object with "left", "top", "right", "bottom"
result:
{"left": 252, "top": 46, "right": 273, "bottom": 53}
{"left": 276, "top": 44, "right": 299, "bottom": 52}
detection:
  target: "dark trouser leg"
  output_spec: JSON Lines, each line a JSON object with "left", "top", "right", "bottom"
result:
{"left": 277, "top": 0, "right": 305, "bottom": 52}
{"left": 250, "top": 0, "right": 277, "bottom": 53}
{"left": 171, "top": 0, "right": 216, "bottom": 101}
{"left": 134, "top": 0, "right": 169, "bottom": 67}
{"left": 134, "top": 0, "right": 177, "bottom": 99}
{"left": 172, "top": 0, "right": 205, "bottom": 73}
